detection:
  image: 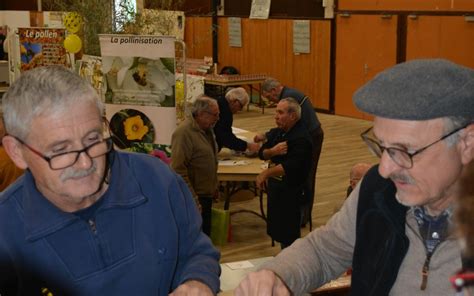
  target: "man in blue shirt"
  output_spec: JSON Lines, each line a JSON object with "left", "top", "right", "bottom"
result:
{"left": 0, "top": 65, "right": 220, "bottom": 295}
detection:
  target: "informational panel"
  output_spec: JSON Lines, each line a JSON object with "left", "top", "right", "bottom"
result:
{"left": 250, "top": 0, "right": 271, "bottom": 19}
{"left": 18, "top": 27, "right": 68, "bottom": 72}
{"left": 228, "top": 17, "right": 242, "bottom": 47}
{"left": 100, "top": 34, "right": 177, "bottom": 148}
{"left": 293, "top": 20, "right": 310, "bottom": 54}
{"left": 0, "top": 11, "right": 67, "bottom": 83}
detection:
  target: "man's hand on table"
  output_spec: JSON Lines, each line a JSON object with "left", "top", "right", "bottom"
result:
{"left": 234, "top": 269, "right": 291, "bottom": 296}
{"left": 169, "top": 280, "right": 214, "bottom": 295}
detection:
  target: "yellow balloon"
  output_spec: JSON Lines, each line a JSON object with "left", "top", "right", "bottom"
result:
{"left": 64, "top": 34, "right": 82, "bottom": 53}
{"left": 63, "top": 12, "right": 83, "bottom": 33}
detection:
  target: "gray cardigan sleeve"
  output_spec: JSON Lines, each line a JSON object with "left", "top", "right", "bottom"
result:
{"left": 260, "top": 183, "right": 361, "bottom": 295}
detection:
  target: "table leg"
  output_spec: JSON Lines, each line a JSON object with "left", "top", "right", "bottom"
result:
{"left": 224, "top": 181, "right": 231, "bottom": 210}
{"left": 259, "top": 83, "right": 264, "bottom": 114}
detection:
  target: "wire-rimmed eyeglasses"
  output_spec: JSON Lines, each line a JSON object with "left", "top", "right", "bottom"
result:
{"left": 360, "top": 124, "right": 467, "bottom": 169}
{"left": 14, "top": 137, "right": 113, "bottom": 170}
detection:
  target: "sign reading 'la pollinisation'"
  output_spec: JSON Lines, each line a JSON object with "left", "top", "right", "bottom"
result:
{"left": 99, "top": 34, "right": 175, "bottom": 59}
{"left": 110, "top": 36, "right": 164, "bottom": 45}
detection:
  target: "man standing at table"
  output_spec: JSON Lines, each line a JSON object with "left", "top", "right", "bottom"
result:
{"left": 260, "top": 78, "right": 324, "bottom": 229}
{"left": 236, "top": 59, "right": 474, "bottom": 295}
{"left": 171, "top": 96, "right": 220, "bottom": 236}
{"left": 256, "top": 98, "right": 312, "bottom": 249}
{"left": 0, "top": 66, "right": 220, "bottom": 295}
{"left": 214, "top": 87, "right": 260, "bottom": 153}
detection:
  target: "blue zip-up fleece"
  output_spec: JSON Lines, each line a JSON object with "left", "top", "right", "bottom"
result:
{"left": 0, "top": 150, "right": 220, "bottom": 295}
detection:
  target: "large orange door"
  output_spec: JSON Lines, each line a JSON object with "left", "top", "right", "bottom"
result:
{"left": 406, "top": 15, "right": 474, "bottom": 68}
{"left": 335, "top": 14, "right": 398, "bottom": 119}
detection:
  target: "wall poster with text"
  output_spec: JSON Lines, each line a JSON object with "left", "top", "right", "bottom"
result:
{"left": 99, "top": 34, "right": 176, "bottom": 155}
{"left": 18, "top": 27, "right": 68, "bottom": 72}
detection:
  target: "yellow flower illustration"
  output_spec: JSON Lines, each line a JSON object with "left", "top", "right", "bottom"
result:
{"left": 123, "top": 115, "right": 149, "bottom": 141}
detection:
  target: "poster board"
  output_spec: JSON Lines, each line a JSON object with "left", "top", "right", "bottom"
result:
{"left": 99, "top": 34, "right": 177, "bottom": 150}
{"left": 0, "top": 11, "right": 68, "bottom": 83}
{"left": 18, "top": 27, "right": 68, "bottom": 72}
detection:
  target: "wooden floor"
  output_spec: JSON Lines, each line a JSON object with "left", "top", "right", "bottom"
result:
{"left": 217, "top": 105, "right": 379, "bottom": 263}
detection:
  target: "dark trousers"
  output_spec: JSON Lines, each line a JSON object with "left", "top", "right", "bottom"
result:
{"left": 301, "top": 127, "right": 324, "bottom": 228}
{"left": 198, "top": 196, "right": 213, "bottom": 236}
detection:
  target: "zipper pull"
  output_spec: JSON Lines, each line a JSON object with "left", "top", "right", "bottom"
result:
{"left": 421, "top": 264, "right": 428, "bottom": 290}
{"left": 420, "top": 252, "right": 433, "bottom": 290}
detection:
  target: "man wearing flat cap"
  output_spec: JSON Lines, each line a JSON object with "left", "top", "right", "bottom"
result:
{"left": 235, "top": 59, "right": 474, "bottom": 296}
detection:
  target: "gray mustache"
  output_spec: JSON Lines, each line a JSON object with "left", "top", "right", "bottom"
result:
{"left": 390, "top": 173, "right": 415, "bottom": 185}
{"left": 60, "top": 162, "right": 97, "bottom": 182}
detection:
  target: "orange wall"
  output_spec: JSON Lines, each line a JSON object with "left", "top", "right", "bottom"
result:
{"left": 185, "top": 17, "right": 332, "bottom": 111}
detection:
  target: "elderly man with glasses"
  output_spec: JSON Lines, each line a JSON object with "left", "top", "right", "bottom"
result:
{"left": 0, "top": 66, "right": 220, "bottom": 295}
{"left": 235, "top": 59, "right": 474, "bottom": 296}
{"left": 171, "top": 96, "right": 220, "bottom": 236}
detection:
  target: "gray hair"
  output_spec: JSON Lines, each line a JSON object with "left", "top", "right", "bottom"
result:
{"left": 443, "top": 116, "right": 473, "bottom": 147}
{"left": 226, "top": 87, "right": 249, "bottom": 106}
{"left": 2, "top": 65, "right": 104, "bottom": 141}
{"left": 280, "top": 97, "right": 301, "bottom": 120}
{"left": 190, "top": 95, "right": 217, "bottom": 117}
{"left": 262, "top": 77, "right": 281, "bottom": 92}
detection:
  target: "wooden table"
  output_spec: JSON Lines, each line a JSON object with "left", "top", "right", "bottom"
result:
{"left": 217, "top": 128, "right": 267, "bottom": 219}
{"left": 218, "top": 147, "right": 267, "bottom": 220}
{"left": 204, "top": 74, "right": 267, "bottom": 113}
{"left": 219, "top": 257, "right": 273, "bottom": 293}
{"left": 219, "top": 256, "right": 351, "bottom": 296}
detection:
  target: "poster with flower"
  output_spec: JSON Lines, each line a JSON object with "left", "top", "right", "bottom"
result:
{"left": 100, "top": 34, "right": 176, "bottom": 150}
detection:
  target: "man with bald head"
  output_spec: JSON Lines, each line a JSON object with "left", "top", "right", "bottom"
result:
{"left": 236, "top": 59, "right": 474, "bottom": 295}
{"left": 347, "top": 162, "right": 372, "bottom": 197}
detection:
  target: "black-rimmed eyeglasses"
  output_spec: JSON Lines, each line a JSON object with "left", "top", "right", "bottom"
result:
{"left": 15, "top": 137, "right": 113, "bottom": 170}
{"left": 361, "top": 125, "right": 467, "bottom": 169}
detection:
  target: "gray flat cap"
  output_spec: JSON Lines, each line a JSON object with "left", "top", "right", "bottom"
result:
{"left": 353, "top": 59, "right": 474, "bottom": 120}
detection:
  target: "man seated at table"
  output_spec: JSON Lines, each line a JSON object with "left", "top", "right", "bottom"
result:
{"left": 255, "top": 97, "right": 312, "bottom": 249}
{"left": 214, "top": 87, "right": 260, "bottom": 153}
{"left": 0, "top": 66, "right": 220, "bottom": 295}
